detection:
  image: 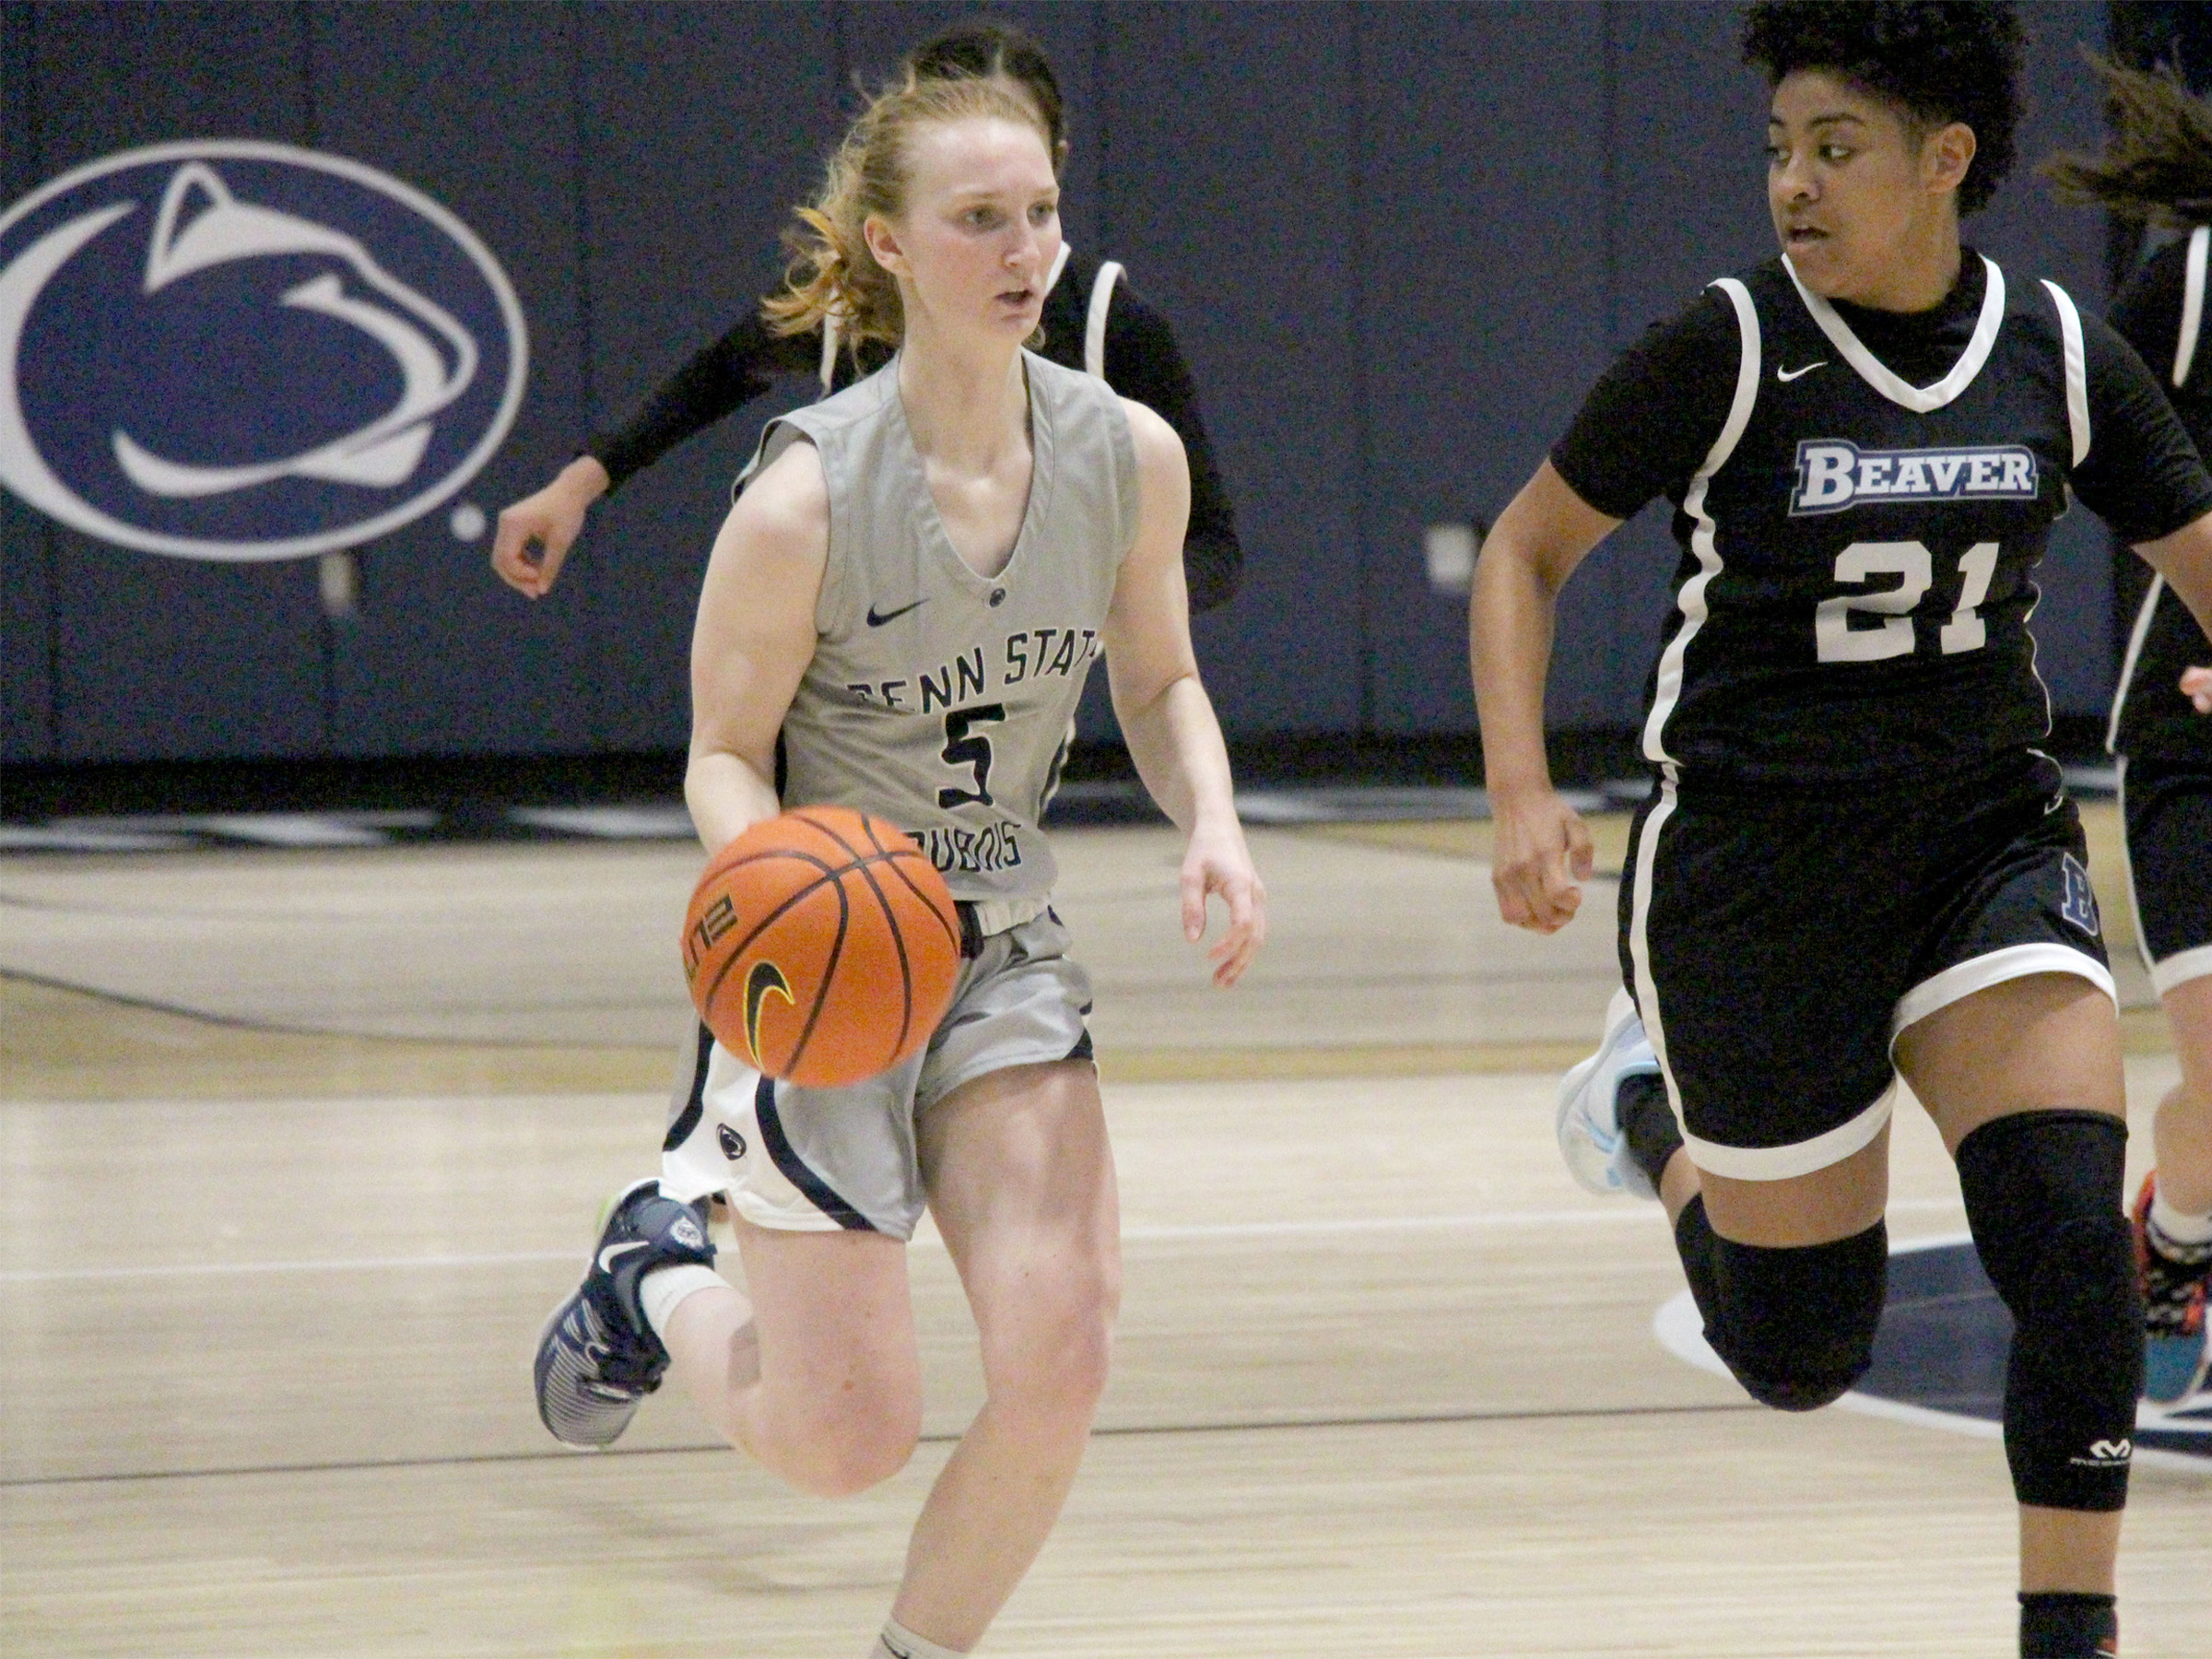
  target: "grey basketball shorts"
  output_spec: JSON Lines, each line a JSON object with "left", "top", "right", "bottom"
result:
{"left": 660, "top": 910, "right": 1095, "bottom": 1241}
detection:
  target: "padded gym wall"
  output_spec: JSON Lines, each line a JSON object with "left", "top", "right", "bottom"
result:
{"left": 0, "top": 1, "right": 2124, "bottom": 765}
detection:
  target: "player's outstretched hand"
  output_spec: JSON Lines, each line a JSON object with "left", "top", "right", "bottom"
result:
{"left": 1180, "top": 816, "right": 1266, "bottom": 988}
{"left": 2183, "top": 665, "right": 2212, "bottom": 714}
{"left": 1489, "top": 786, "right": 1594, "bottom": 935}
{"left": 491, "top": 456, "right": 609, "bottom": 597}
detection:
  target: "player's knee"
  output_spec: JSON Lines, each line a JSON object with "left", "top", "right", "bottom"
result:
{"left": 782, "top": 1395, "right": 921, "bottom": 1499}
{"left": 1957, "top": 1112, "right": 2141, "bottom": 1510}
{"left": 766, "top": 1357, "right": 923, "bottom": 1498}
{"left": 982, "top": 1258, "right": 1121, "bottom": 1425}
{"left": 1704, "top": 1223, "right": 1887, "bottom": 1414}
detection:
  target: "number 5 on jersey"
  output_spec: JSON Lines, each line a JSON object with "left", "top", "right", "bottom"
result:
{"left": 937, "top": 704, "right": 1006, "bottom": 808}
{"left": 1815, "top": 540, "right": 2000, "bottom": 664}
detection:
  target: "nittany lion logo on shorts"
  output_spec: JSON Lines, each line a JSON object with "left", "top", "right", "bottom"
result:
{"left": 0, "top": 140, "right": 526, "bottom": 560}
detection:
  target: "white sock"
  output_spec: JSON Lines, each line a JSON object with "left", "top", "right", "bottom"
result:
{"left": 638, "top": 1263, "right": 730, "bottom": 1340}
{"left": 2148, "top": 1185, "right": 2212, "bottom": 1252}
{"left": 867, "top": 1617, "right": 967, "bottom": 1659}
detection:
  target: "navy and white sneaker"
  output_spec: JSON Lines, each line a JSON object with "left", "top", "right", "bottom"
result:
{"left": 535, "top": 1177, "right": 716, "bottom": 1450}
{"left": 1555, "top": 988, "right": 1665, "bottom": 1200}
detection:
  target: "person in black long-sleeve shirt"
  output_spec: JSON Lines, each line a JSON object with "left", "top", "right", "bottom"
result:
{"left": 2045, "top": 54, "right": 2212, "bottom": 1406}
{"left": 491, "top": 23, "right": 1242, "bottom": 613}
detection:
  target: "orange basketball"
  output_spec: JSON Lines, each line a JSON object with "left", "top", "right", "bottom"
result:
{"left": 681, "top": 806, "right": 962, "bottom": 1088}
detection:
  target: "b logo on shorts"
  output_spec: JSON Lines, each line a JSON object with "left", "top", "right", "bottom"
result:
{"left": 717, "top": 1124, "right": 747, "bottom": 1161}
{"left": 2060, "top": 853, "right": 2100, "bottom": 938}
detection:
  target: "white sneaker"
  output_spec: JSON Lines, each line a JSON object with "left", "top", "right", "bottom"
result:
{"left": 1556, "top": 989, "right": 1664, "bottom": 1200}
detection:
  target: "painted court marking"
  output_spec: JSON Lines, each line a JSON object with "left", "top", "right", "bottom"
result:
{"left": 0, "top": 1199, "right": 1970, "bottom": 1284}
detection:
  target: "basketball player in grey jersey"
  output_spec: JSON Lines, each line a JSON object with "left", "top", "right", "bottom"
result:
{"left": 534, "top": 71, "right": 1263, "bottom": 1659}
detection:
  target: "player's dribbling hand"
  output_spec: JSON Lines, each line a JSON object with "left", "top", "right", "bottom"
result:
{"left": 2183, "top": 665, "right": 2212, "bottom": 714}
{"left": 1488, "top": 787, "right": 1594, "bottom": 935}
{"left": 1180, "top": 818, "right": 1266, "bottom": 988}
{"left": 491, "top": 457, "right": 607, "bottom": 597}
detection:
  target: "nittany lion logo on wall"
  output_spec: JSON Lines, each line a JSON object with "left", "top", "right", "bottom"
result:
{"left": 0, "top": 139, "right": 526, "bottom": 561}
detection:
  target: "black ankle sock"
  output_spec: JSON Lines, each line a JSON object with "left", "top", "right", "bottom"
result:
{"left": 2019, "top": 1592, "right": 2117, "bottom": 1658}
{"left": 1618, "top": 1073, "right": 1681, "bottom": 1192}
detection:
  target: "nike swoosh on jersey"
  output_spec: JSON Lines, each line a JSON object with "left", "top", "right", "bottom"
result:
{"left": 865, "top": 599, "right": 927, "bottom": 627}
{"left": 1776, "top": 360, "right": 1827, "bottom": 382}
{"left": 597, "top": 1240, "right": 651, "bottom": 1274}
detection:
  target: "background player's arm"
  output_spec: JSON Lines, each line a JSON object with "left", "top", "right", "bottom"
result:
{"left": 492, "top": 311, "right": 819, "bottom": 597}
{"left": 685, "top": 441, "right": 830, "bottom": 854}
{"left": 1102, "top": 399, "right": 1265, "bottom": 986}
{"left": 2136, "top": 509, "right": 2212, "bottom": 670}
{"left": 1100, "top": 285, "right": 1243, "bottom": 613}
{"left": 1469, "top": 461, "right": 1622, "bottom": 935}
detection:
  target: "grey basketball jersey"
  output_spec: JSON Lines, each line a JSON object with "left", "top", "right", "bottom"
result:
{"left": 736, "top": 351, "right": 1140, "bottom": 903}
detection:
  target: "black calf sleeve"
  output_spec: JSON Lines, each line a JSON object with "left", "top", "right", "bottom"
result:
{"left": 2019, "top": 1592, "right": 2118, "bottom": 1659}
{"left": 1956, "top": 1111, "right": 2141, "bottom": 1513}
{"left": 1621, "top": 1073, "right": 1682, "bottom": 1194}
{"left": 1673, "top": 1196, "right": 1887, "bottom": 1412}
{"left": 1673, "top": 1194, "right": 1725, "bottom": 1339}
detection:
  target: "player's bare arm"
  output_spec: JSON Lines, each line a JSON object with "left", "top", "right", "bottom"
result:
{"left": 685, "top": 439, "right": 830, "bottom": 854}
{"left": 1103, "top": 397, "right": 1265, "bottom": 985}
{"left": 2137, "top": 508, "right": 2212, "bottom": 650}
{"left": 1469, "top": 459, "right": 1620, "bottom": 935}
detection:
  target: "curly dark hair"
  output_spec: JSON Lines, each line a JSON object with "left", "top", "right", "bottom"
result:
{"left": 1741, "top": 1, "right": 2024, "bottom": 215}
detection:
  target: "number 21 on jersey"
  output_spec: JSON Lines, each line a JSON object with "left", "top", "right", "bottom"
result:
{"left": 1814, "top": 540, "right": 2000, "bottom": 664}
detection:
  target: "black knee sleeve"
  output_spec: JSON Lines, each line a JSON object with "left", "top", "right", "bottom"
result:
{"left": 1675, "top": 1197, "right": 1887, "bottom": 1412}
{"left": 1956, "top": 1111, "right": 2141, "bottom": 1513}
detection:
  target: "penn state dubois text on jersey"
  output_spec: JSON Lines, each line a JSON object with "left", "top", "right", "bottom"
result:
{"left": 842, "top": 627, "right": 1101, "bottom": 713}
{"left": 1790, "top": 440, "right": 2039, "bottom": 515}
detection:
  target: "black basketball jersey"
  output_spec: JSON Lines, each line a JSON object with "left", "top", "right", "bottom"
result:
{"left": 2108, "top": 225, "right": 2212, "bottom": 763}
{"left": 1641, "top": 254, "right": 2094, "bottom": 784}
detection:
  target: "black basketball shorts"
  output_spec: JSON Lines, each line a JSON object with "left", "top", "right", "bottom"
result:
{"left": 1619, "top": 751, "right": 2112, "bottom": 1181}
{"left": 2119, "top": 757, "right": 2212, "bottom": 994}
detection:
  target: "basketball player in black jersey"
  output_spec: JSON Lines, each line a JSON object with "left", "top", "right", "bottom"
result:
{"left": 2045, "top": 57, "right": 2212, "bottom": 1406}
{"left": 1471, "top": 7, "right": 2212, "bottom": 1656}
{"left": 487, "top": 22, "right": 1243, "bottom": 615}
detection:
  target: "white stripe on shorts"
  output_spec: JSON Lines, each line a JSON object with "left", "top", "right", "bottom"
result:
{"left": 1686, "top": 1084, "right": 1898, "bottom": 1183}
{"left": 1891, "top": 942, "right": 2114, "bottom": 1039}
{"left": 2151, "top": 942, "right": 2212, "bottom": 996}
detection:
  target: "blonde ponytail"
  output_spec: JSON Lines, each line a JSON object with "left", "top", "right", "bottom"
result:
{"left": 764, "top": 76, "right": 1051, "bottom": 354}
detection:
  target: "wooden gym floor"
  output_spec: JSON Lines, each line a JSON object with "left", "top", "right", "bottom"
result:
{"left": 3, "top": 805, "right": 2206, "bottom": 1656}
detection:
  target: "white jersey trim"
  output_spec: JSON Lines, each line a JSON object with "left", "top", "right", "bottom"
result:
{"left": 1626, "top": 778, "right": 1681, "bottom": 1133}
{"left": 1085, "top": 261, "right": 1123, "bottom": 382}
{"left": 1783, "top": 252, "right": 2005, "bottom": 413}
{"left": 819, "top": 242, "right": 1080, "bottom": 396}
{"left": 2152, "top": 941, "right": 2212, "bottom": 995}
{"left": 818, "top": 309, "right": 843, "bottom": 396}
{"left": 2115, "top": 758, "right": 2153, "bottom": 979}
{"left": 2041, "top": 278, "right": 2091, "bottom": 466}
{"left": 1641, "top": 276, "right": 1760, "bottom": 768}
{"left": 1890, "top": 942, "right": 2115, "bottom": 1038}
{"left": 2107, "top": 574, "right": 2168, "bottom": 753}
{"left": 2175, "top": 224, "right": 2209, "bottom": 389}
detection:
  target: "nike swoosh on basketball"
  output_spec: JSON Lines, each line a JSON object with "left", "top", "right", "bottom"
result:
{"left": 1776, "top": 360, "right": 1827, "bottom": 382}
{"left": 866, "top": 599, "right": 926, "bottom": 627}
{"left": 598, "top": 1240, "right": 650, "bottom": 1274}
